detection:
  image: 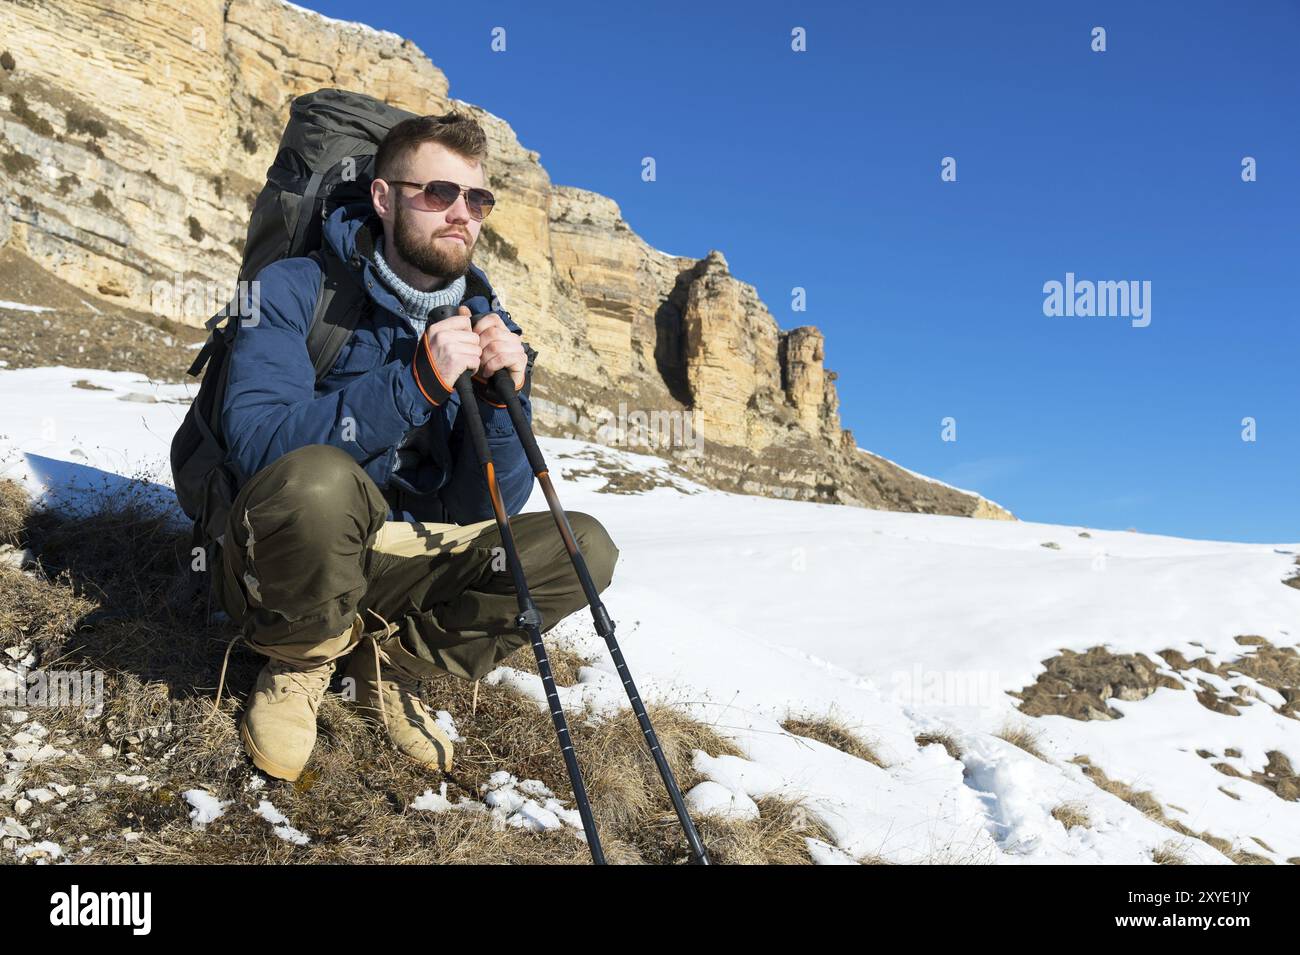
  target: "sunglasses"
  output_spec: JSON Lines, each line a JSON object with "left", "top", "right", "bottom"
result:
{"left": 385, "top": 179, "right": 496, "bottom": 221}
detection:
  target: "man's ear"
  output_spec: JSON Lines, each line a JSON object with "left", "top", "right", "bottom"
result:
{"left": 371, "top": 178, "right": 391, "bottom": 219}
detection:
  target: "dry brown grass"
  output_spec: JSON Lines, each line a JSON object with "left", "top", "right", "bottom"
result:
{"left": 1151, "top": 841, "right": 1189, "bottom": 865}
{"left": 504, "top": 643, "right": 588, "bottom": 688}
{"left": 783, "top": 715, "right": 885, "bottom": 767}
{"left": 1070, "top": 756, "right": 1274, "bottom": 865}
{"left": 0, "top": 476, "right": 29, "bottom": 544}
{"left": 0, "top": 478, "right": 820, "bottom": 865}
{"left": 996, "top": 719, "right": 1046, "bottom": 760}
{"left": 914, "top": 731, "right": 962, "bottom": 761}
{"left": 1050, "top": 802, "right": 1091, "bottom": 831}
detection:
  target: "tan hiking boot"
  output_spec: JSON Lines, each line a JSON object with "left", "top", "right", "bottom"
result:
{"left": 344, "top": 641, "right": 453, "bottom": 772}
{"left": 239, "top": 658, "right": 335, "bottom": 781}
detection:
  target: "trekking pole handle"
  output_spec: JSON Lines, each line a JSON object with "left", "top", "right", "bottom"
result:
{"left": 430, "top": 306, "right": 547, "bottom": 473}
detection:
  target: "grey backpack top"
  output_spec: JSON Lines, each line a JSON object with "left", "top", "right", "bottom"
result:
{"left": 240, "top": 87, "right": 416, "bottom": 283}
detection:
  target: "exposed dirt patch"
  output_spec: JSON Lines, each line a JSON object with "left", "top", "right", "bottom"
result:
{"left": 554, "top": 447, "right": 698, "bottom": 496}
{"left": 1158, "top": 636, "right": 1299, "bottom": 720}
{"left": 1009, "top": 646, "right": 1184, "bottom": 721}
{"left": 0, "top": 247, "right": 205, "bottom": 382}
{"left": 1012, "top": 637, "right": 1299, "bottom": 723}
{"left": 1197, "top": 748, "right": 1299, "bottom": 803}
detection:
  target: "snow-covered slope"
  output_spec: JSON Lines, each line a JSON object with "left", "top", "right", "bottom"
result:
{"left": 3, "top": 366, "right": 1298, "bottom": 864}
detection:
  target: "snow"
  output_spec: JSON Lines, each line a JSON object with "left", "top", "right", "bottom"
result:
{"left": 685, "top": 781, "right": 760, "bottom": 822}
{"left": 278, "top": 1, "right": 405, "bottom": 42}
{"left": 0, "top": 299, "right": 53, "bottom": 313}
{"left": 411, "top": 783, "right": 456, "bottom": 812}
{"left": 806, "top": 837, "right": 860, "bottom": 865}
{"left": 253, "top": 800, "right": 310, "bottom": 845}
{"left": 862, "top": 446, "right": 1008, "bottom": 512}
{"left": 479, "top": 773, "right": 585, "bottom": 834}
{"left": 434, "top": 709, "right": 461, "bottom": 743}
{"left": 15, "top": 840, "right": 62, "bottom": 863}
{"left": 183, "top": 789, "right": 229, "bottom": 828}
{"left": 0, "top": 367, "right": 194, "bottom": 517}
{"left": 4, "top": 365, "right": 1299, "bottom": 864}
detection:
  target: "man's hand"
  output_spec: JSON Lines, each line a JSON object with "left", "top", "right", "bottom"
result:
{"left": 472, "top": 311, "right": 527, "bottom": 393}
{"left": 424, "top": 307, "right": 482, "bottom": 388}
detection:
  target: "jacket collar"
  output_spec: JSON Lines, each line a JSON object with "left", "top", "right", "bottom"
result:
{"left": 322, "top": 204, "right": 496, "bottom": 320}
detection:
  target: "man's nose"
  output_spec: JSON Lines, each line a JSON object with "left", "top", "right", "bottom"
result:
{"left": 445, "top": 193, "right": 472, "bottom": 223}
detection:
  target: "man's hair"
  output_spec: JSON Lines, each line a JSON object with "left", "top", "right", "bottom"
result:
{"left": 374, "top": 111, "right": 489, "bottom": 182}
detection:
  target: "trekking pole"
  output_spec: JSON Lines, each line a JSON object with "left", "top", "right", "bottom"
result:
{"left": 430, "top": 306, "right": 605, "bottom": 864}
{"left": 476, "top": 359, "right": 712, "bottom": 866}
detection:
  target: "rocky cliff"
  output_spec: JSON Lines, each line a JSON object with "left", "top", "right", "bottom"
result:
{"left": 0, "top": 0, "right": 1012, "bottom": 519}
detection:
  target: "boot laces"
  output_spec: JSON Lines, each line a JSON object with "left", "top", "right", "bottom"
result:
{"left": 205, "top": 631, "right": 245, "bottom": 725}
{"left": 267, "top": 658, "right": 333, "bottom": 700}
{"left": 363, "top": 608, "right": 399, "bottom": 732}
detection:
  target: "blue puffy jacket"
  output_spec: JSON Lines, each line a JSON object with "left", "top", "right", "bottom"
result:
{"left": 221, "top": 203, "right": 535, "bottom": 524}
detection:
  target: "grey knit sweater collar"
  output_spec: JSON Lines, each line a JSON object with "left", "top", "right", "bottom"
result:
{"left": 372, "top": 235, "right": 466, "bottom": 335}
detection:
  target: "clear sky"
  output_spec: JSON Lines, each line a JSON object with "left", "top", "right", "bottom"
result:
{"left": 297, "top": 0, "right": 1298, "bottom": 542}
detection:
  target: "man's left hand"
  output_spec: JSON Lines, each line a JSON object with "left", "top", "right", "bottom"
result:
{"left": 473, "top": 313, "right": 527, "bottom": 393}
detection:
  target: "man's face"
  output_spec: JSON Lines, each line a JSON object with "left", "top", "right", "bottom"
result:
{"left": 374, "top": 141, "right": 485, "bottom": 280}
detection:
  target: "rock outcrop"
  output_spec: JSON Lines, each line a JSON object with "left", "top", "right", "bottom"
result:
{"left": 0, "top": 0, "right": 1012, "bottom": 519}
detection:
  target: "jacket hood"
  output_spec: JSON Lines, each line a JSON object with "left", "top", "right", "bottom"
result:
{"left": 320, "top": 203, "right": 501, "bottom": 324}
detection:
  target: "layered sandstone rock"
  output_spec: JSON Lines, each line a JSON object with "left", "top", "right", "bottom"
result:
{"left": 0, "top": 0, "right": 1013, "bottom": 520}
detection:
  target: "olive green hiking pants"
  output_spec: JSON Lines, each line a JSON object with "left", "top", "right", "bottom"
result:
{"left": 213, "top": 444, "right": 619, "bottom": 682}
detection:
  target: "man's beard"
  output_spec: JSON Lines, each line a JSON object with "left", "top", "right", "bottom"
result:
{"left": 391, "top": 202, "right": 473, "bottom": 282}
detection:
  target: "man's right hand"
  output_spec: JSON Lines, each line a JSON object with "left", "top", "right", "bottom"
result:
{"left": 426, "top": 306, "right": 482, "bottom": 385}
{"left": 411, "top": 306, "right": 482, "bottom": 406}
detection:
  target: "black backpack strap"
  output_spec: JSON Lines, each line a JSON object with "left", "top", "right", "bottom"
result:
{"left": 290, "top": 170, "right": 327, "bottom": 258}
{"left": 305, "top": 247, "right": 370, "bottom": 382}
{"left": 187, "top": 300, "right": 242, "bottom": 378}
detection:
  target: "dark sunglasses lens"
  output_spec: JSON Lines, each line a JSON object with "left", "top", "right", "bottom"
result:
{"left": 467, "top": 189, "right": 494, "bottom": 219}
{"left": 421, "top": 181, "right": 460, "bottom": 210}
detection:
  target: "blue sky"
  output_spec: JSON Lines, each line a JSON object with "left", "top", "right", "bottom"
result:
{"left": 299, "top": 0, "right": 1298, "bottom": 542}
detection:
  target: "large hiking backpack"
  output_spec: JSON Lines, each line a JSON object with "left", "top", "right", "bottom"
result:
{"left": 170, "top": 88, "right": 416, "bottom": 564}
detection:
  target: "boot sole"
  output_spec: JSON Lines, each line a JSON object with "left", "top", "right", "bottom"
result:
{"left": 240, "top": 718, "right": 307, "bottom": 782}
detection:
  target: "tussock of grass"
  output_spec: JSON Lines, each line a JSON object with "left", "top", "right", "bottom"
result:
{"left": 0, "top": 478, "right": 819, "bottom": 865}
{"left": 504, "top": 643, "right": 588, "bottom": 688}
{"left": 1152, "top": 841, "right": 1188, "bottom": 865}
{"left": 1071, "top": 756, "right": 1274, "bottom": 865}
{"left": 693, "top": 796, "right": 832, "bottom": 865}
{"left": 0, "top": 476, "right": 29, "bottom": 545}
{"left": 996, "top": 720, "right": 1046, "bottom": 760}
{"left": 783, "top": 715, "right": 884, "bottom": 767}
{"left": 1050, "top": 802, "right": 1091, "bottom": 831}
{"left": 914, "top": 732, "right": 962, "bottom": 761}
